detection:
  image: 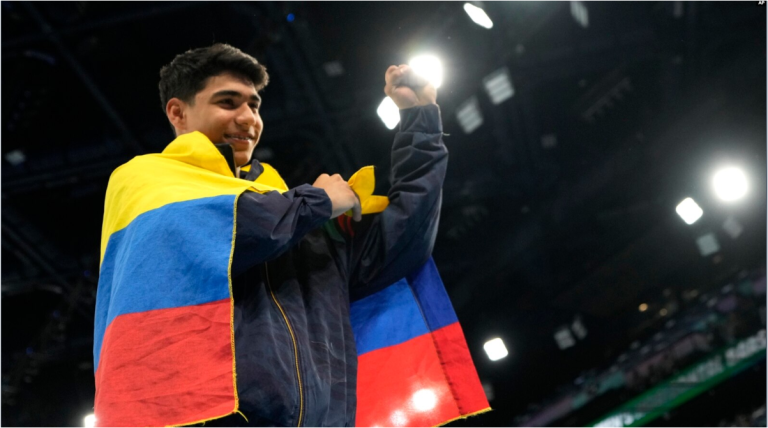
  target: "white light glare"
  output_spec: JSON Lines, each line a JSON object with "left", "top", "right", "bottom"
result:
{"left": 554, "top": 327, "right": 576, "bottom": 350}
{"left": 84, "top": 414, "right": 96, "bottom": 428}
{"left": 377, "top": 97, "right": 400, "bottom": 130}
{"left": 696, "top": 233, "right": 720, "bottom": 257}
{"left": 463, "top": 3, "right": 493, "bottom": 29}
{"left": 570, "top": 1, "right": 589, "bottom": 28}
{"left": 411, "top": 388, "right": 438, "bottom": 411}
{"left": 484, "top": 338, "right": 508, "bottom": 361}
{"left": 390, "top": 410, "right": 408, "bottom": 426}
{"left": 408, "top": 55, "right": 443, "bottom": 88}
{"left": 594, "top": 412, "right": 644, "bottom": 428}
{"left": 4, "top": 149, "right": 26, "bottom": 166}
{"left": 483, "top": 67, "right": 514, "bottom": 105}
{"left": 722, "top": 216, "right": 743, "bottom": 239}
{"left": 713, "top": 167, "right": 748, "bottom": 202}
{"left": 676, "top": 197, "right": 703, "bottom": 225}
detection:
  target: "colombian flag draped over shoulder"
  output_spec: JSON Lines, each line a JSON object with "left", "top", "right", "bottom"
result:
{"left": 94, "top": 131, "right": 489, "bottom": 427}
{"left": 94, "top": 131, "right": 282, "bottom": 427}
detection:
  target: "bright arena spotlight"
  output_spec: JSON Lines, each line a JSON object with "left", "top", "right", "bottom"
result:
{"left": 676, "top": 197, "right": 703, "bottom": 225}
{"left": 377, "top": 96, "right": 400, "bottom": 129}
{"left": 483, "top": 337, "right": 508, "bottom": 361}
{"left": 408, "top": 54, "right": 443, "bottom": 88}
{"left": 463, "top": 3, "right": 494, "bottom": 29}
{"left": 713, "top": 166, "right": 748, "bottom": 202}
{"left": 84, "top": 414, "right": 96, "bottom": 428}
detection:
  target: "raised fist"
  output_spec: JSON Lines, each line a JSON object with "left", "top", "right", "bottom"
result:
{"left": 384, "top": 64, "right": 437, "bottom": 110}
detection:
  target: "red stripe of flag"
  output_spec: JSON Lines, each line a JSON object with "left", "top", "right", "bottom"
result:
{"left": 357, "top": 331, "right": 459, "bottom": 427}
{"left": 95, "top": 299, "right": 235, "bottom": 427}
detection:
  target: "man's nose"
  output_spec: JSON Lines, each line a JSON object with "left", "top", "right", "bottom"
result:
{"left": 236, "top": 104, "right": 258, "bottom": 128}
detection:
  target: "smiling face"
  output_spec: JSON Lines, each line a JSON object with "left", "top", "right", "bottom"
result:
{"left": 166, "top": 72, "right": 263, "bottom": 167}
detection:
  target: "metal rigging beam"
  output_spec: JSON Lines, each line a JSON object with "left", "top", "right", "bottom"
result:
{"left": 3, "top": 2, "right": 207, "bottom": 50}
{"left": 258, "top": 2, "right": 355, "bottom": 174}
{"left": 21, "top": 2, "right": 144, "bottom": 156}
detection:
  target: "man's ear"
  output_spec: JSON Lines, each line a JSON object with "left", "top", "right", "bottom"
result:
{"left": 165, "top": 98, "right": 186, "bottom": 134}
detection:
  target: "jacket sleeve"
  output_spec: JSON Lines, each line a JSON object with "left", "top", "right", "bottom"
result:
{"left": 346, "top": 104, "right": 448, "bottom": 299}
{"left": 231, "top": 184, "right": 332, "bottom": 276}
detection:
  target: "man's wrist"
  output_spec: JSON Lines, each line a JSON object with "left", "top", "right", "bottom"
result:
{"left": 398, "top": 104, "right": 443, "bottom": 134}
{"left": 296, "top": 184, "right": 333, "bottom": 221}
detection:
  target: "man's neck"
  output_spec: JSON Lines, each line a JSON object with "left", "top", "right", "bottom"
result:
{"left": 213, "top": 143, "right": 239, "bottom": 177}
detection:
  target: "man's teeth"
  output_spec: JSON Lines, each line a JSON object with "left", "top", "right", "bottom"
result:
{"left": 226, "top": 135, "right": 252, "bottom": 142}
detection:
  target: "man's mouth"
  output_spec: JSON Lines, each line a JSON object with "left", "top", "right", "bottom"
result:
{"left": 223, "top": 134, "right": 254, "bottom": 145}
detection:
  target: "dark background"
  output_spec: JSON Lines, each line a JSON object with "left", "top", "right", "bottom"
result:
{"left": 2, "top": 2, "right": 766, "bottom": 426}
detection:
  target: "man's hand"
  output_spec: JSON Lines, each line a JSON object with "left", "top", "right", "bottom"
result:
{"left": 312, "top": 174, "right": 362, "bottom": 221}
{"left": 384, "top": 64, "right": 437, "bottom": 110}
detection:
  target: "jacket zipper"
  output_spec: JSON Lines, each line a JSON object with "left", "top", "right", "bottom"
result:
{"left": 264, "top": 262, "right": 304, "bottom": 427}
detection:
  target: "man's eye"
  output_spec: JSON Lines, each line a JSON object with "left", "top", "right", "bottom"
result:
{"left": 219, "top": 99, "right": 235, "bottom": 106}
{"left": 249, "top": 104, "right": 260, "bottom": 110}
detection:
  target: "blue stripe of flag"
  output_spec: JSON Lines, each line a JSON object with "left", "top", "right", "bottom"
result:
{"left": 93, "top": 195, "right": 236, "bottom": 371}
{"left": 350, "top": 258, "right": 458, "bottom": 355}
{"left": 406, "top": 257, "right": 458, "bottom": 332}
{"left": 350, "top": 279, "right": 429, "bottom": 355}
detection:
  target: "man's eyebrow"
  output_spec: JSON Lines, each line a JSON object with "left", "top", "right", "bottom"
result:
{"left": 211, "top": 90, "right": 261, "bottom": 103}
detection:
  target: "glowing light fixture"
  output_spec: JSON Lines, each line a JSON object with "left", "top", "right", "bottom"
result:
{"left": 571, "top": 317, "right": 588, "bottom": 339}
{"left": 639, "top": 303, "right": 648, "bottom": 312}
{"left": 456, "top": 96, "right": 483, "bottom": 134}
{"left": 722, "top": 216, "right": 743, "bottom": 238}
{"left": 377, "top": 97, "right": 400, "bottom": 130}
{"left": 84, "top": 414, "right": 96, "bottom": 428}
{"left": 484, "top": 337, "right": 508, "bottom": 361}
{"left": 696, "top": 233, "right": 720, "bottom": 257}
{"left": 463, "top": 3, "right": 493, "bottom": 29}
{"left": 4, "top": 149, "right": 26, "bottom": 166}
{"left": 595, "top": 412, "right": 645, "bottom": 427}
{"left": 408, "top": 55, "right": 443, "bottom": 88}
{"left": 483, "top": 67, "right": 514, "bottom": 105}
{"left": 554, "top": 327, "right": 576, "bottom": 350}
{"left": 713, "top": 167, "right": 748, "bottom": 202}
{"left": 570, "top": 1, "right": 589, "bottom": 28}
{"left": 676, "top": 197, "right": 703, "bottom": 225}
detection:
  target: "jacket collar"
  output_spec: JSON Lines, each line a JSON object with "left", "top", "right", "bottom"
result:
{"left": 161, "top": 131, "right": 264, "bottom": 180}
{"left": 213, "top": 142, "right": 264, "bottom": 181}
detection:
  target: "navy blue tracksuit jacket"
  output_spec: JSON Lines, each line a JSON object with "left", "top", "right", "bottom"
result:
{"left": 202, "top": 105, "right": 447, "bottom": 427}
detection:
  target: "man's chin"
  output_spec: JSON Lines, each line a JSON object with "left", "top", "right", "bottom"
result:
{"left": 234, "top": 154, "right": 252, "bottom": 168}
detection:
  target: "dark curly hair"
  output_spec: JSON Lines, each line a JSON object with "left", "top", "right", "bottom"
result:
{"left": 158, "top": 43, "right": 269, "bottom": 112}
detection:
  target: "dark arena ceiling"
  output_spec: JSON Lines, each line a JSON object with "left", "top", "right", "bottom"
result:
{"left": 1, "top": 2, "right": 766, "bottom": 427}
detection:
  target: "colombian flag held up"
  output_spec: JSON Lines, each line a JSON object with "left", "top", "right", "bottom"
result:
{"left": 351, "top": 258, "right": 491, "bottom": 427}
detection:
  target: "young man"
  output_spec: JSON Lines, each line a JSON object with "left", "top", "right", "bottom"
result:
{"left": 94, "top": 44, "right": 448, "bottom": 426}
